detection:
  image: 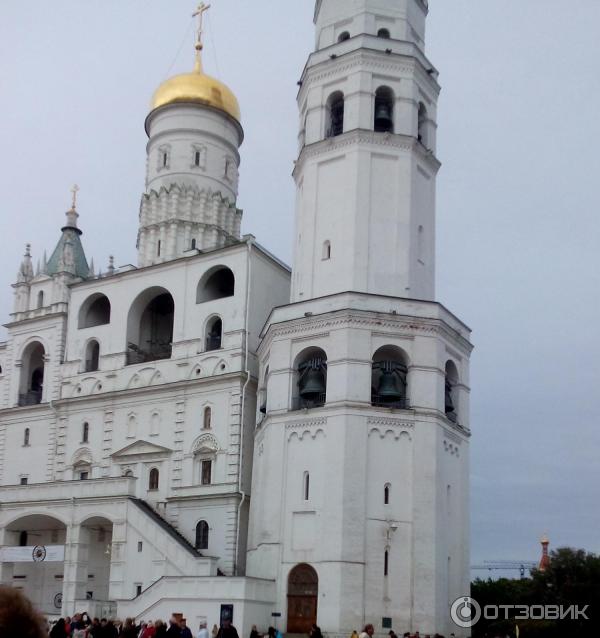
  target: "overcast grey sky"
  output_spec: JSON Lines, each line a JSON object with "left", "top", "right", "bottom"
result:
{"left": 1, "top": 1, "right": 599, "bottom": 570}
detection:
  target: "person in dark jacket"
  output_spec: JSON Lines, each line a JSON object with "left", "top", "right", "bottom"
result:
{"left": 166, "top": 616, "right": 182, "bottom": 637}
{"left": 216, "top": 618, "right": 239, "bottom": 638}
{"left": 180, "top": 619, "right": 193, "bottom": 638}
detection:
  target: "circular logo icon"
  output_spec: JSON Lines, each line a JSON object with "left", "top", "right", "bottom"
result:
{"left": 32, "top": 546, "right": 47, "bottom": 562}
{"left": 54, "top": 593, "right": 63, "bottom": 609}
{"left": 450, "top": 596, "right": 481, "bottom": 628}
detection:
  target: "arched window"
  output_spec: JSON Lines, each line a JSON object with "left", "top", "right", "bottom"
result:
{"left": 79, "top": 294, "right": 111, "bottom": 329}
{"left": 374, "top": 86, "right": 394, "bottom": 133}
{"left": 197, "top": 267, "right": 235, "bottom": 304}
{"left": 124, "top": 469, "right": 134, "bottom": 478}
{"left": 195, "top": 520, "right": 209, "bottom": 550}
{"left": 126, "top": 288, "right": 174, "bottom": 364}
{"left": 206, "top": 317, "right": 223, "bottom": 351}
{"left": 23, "top": 428, "right": 30, "bottom": 446}
{"left": 445, "top": 360, "right": 459, "bottom": 423}
{"left": 326, "top": 92, "right": 344, "bottom": 138}
{"left": 19, "top": 341, "right": 45, "bottom": 406}
{"left": 191, "top": 238, "right": 197, "bottom": 250}
{"left": 303, "top": 472, "right": 310, "bottom": 501}
{"left": 203, "top": 407, "right": 212, "bottom": 430}
{"left": 322, "top": 241, "right": 331, "bottom": 260}
{"left": 384, "top": 483, "right": 390, "bottom": 505}
{"left": 148, "top": 468, "right": 159, "bottom": 491}
{"left": 377, "top": 28, "right": 391, "bottom": 39}
{"left": 338, "top": 31, "right": 350, "bottom": 42}
{"left": 295, "top": 347, "right": 327, "bottom": 410}
{"left": 418, "top": 102, "right": 428, "bottom": 146}
{"left": 37, "top": 291, "right": 44, "bottom": 309}
{"left": 85, "top": 340, "right": 100, "bottom": 372}
{"left": 372, "top": 346, "right": 409, "bottom": 409}
{"left": 19, "top": 531, "right": 28, "bottom": 547}
{"left": 82, "top": 422, "right": 89, "bottom": 443}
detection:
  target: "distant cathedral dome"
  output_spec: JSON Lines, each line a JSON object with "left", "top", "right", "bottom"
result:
{"left": 151, "top": 61, "right": 241, "bottom": 123}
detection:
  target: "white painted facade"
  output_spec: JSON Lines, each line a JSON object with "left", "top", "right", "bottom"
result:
{"left": 0, "top": 1, "right": 471, "bottom": 637}
{"left": 246, "top": 1, "right": 471, "bottom": 636}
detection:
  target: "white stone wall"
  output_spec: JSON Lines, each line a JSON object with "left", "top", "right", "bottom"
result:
{"left": 247, "top": 293, "right": 472, "bottom": 636}
{"left": 314, "top": 0, "right": 428, "bottom": 51}
{"left": 292, "top": 26, "right": 440, "bottom": 303}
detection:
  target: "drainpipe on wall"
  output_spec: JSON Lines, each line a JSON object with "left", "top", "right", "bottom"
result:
{"left": 234, "top": 237, "right": 253, "bottom": 575}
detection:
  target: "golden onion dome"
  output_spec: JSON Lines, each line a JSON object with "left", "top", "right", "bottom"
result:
{"left": 150, "top": 60, "right": 241, "bottom": 124}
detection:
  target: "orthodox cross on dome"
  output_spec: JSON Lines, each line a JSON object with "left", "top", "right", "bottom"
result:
{"left": 192, "top": 2, "right": 211, "bottom": 68}
{"left": 70, "top": 184, "right": 80, "bottom": 211}
{"left": 65, "top": 184, "right": 80, "bottom": 230}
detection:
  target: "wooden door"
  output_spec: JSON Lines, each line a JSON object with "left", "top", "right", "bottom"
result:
{"left": 287, "top": 564, "right": 318, "bottom": 634}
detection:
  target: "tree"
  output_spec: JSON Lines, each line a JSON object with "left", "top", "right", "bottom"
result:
{"left": 470, "top": 548, "right": 599, "bottom": 637}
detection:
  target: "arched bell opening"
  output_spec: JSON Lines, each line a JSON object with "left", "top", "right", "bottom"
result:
{"left": 197, "top": 266, "right": 235, "bottom": 304}
{"left": 18, "top": 341, "right": 45, "bottom": 406}
{"left": 374, "top": 86, "right": 395, "bottom": 133}
{"left": 371, "top": 345, "right": 409, "bottom": 409}
{"left": 445, "top": 360, "right": 459, "bottom": 423}
{"left": 293, "top": 347, "right": 327, "bottom": 410}
{"left": 79, "top": 294, "right": 111, "bottom": 329}
{"left": 287, "top": 563, "right": 318, "bottom": 634}
{"left": 126, "top": 287, "right": 174, "bottom": 365}
{"left": 326, "top": 91, "right": 344, "bottom": 138}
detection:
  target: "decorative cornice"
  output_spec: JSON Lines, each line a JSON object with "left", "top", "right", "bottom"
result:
{"left": 294, "top": 129, "right": 440, "bottom": 178}
{"left": 264, "top": 310, "right": 472, "bottom": 355}
{"left": 285, "top": 417, "right": 327, "bottom": 430}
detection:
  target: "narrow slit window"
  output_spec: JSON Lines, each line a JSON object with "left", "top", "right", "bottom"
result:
{"left": 23, "top": 428, "right": 30, "bottom": 446}
{"left": 195, "top": 151, "right": 201, "bottom": 167}
{"left": 163, "top": 152, "right": 168, "bottom": 168}
{"left": 303, "top": 471, "right": 310, "bottom": 501}
{"left": 384, "top": 550, "right": 389, "bottom": 576}
{"left": 157, "top": 240, "right": 161, "bottom": 257}
{"left": 82, "top": 422, "right": 89, "bottom": 444}
{"left": 201, "top": 459, "right": 212, "bottom": 485}
{"left": 384, "top": 483, "right": 390, "bottom": 505}
{"left": 203, "top": 407, "right": 212, "bottom": 430}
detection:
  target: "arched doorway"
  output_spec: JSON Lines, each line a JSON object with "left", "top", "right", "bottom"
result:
{"left": 287, "top": 563, "right": 318, "bottom": 633}
{"left": 2, "top": 515, "right": 66, "bottom": 615}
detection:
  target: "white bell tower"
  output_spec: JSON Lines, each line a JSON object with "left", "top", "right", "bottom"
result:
{"left": 247, "top": 2, "right": 472, "bottom": 637}
{"left": 293, "top": 0, "right": 437, "bottom": 303}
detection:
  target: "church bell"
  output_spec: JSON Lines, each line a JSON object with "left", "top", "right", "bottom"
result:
{"left": 298, "top": 358, "right": 327, "bottom": 400}
{"left": 374, "top": 103, "right": 393, "bottom": 132}
{"left": 373, "top": 360, "right": 407, "bottom": 402}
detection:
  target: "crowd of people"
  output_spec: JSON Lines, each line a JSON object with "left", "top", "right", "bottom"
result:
{"left": 0, "top": 586, "right": 464, "bottom": 638}
{"left": 47, "top": 614, "right": 241, "bottom": 638}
